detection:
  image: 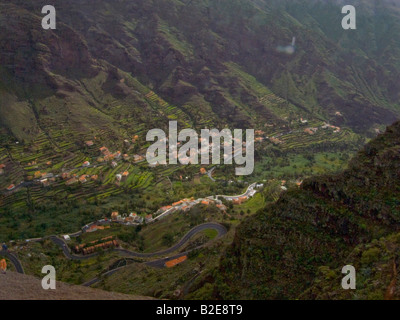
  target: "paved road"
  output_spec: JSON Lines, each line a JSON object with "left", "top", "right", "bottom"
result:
{"left": 0, "top": 250, "right": 24, "bottom": 274}
{"left": 51, "top": 223, "right": 227, "bottom": 261}
{"left": 63, "top": 223, "right": 227, "bottom": 287}
{"left": 117, "top": 222, "right": 226, "bottom": 258}
{"left": 214, "top": 182, "right": 257, "bottom": 201}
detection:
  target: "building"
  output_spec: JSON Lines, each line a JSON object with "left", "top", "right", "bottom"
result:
{"left": 6, "top": 184, "right": 15, "bottom": 191}
{"left": 66, "top": 178, "right": 78, "bottom": 186}
{"left": 300, "top": 118, "right": 308, "bottom": 124}
{"left": 111, "top": 211, "right": 119, "bottom": 220}
{"left": 134, "top": 155, "right": 144, "bottom": 162}
{"left": 82, "top": 161, "right": 90, "bottom": 167}
{"left": 216, "top": 204, "right": 227, "bottom": 212}
{"left": 61, "top": 172, "right": 70, "bottom": 179}
{"left": 79, "top": 175, "right": 87, "bottom": 183}
{"left": 111, "top": 161, "right": 118, "bottom": 168}
{"left": 86, "top": 141, "right": 94, "bottom": 147}
{"left": 40, "top": 179, "right": 50, "bottom": 187}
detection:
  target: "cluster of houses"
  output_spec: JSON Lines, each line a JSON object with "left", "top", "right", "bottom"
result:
{"left": 321, "top": 123, "right": 341, "bottom": 133}
{"left": 63, "top": 172, "right": 99, "bottom": 186}
{"left": 111, "top": 211, "right": 145, "bottom": 224}
{"left": 115, "top": 171, "right": 129, "bottom": 183}
{"left": 304, "top": 123, "right": 341, "bottom": 135}
{"left": 98, "top": 146, "right": 122, "bottom": 163}
{"left": 109, "top": 196, "right": 231, "bottom": 226}
{"left": 98, "top": 145, "right": 144, "bottom": 166}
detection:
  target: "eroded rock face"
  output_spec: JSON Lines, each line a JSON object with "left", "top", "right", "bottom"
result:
{"left": 0, "top": 4, "right": 96, "bottom": 90}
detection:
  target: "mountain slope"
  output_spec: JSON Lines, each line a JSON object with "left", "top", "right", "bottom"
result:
{"left": 215, "top": 120, "right": 400, "bottom": 299}
{"left": 1, "top": 0, "right": 400, "bottom": 142}
{"left": 0, "top": 271, "right": 153, "bottom": 300}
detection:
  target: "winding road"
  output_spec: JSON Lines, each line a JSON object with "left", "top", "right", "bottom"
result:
{"left": 0, "top": 250, "right": 24, "bottom": 274}
{"left": 2, "top": 222, "right": 227, "bottom": 286}
{"left": 50, "top": 223, "right": 226, "bottom": 261}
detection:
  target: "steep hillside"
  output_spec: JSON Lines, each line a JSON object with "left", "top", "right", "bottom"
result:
{"left": 1, "top": 0, "right": 400, "bottom": 141}
{"left": 215, "top": 120, "right": 400, "bottom": 299}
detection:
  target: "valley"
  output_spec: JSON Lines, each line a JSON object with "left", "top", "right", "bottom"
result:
{"left": 1, "top": 0, "right": 400, "bottom": 300}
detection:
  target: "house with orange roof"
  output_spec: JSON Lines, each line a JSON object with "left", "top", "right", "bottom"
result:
{"left": 216, "top": 204, "right": 227, "bottom": 212}
{"left": 145, "top": 214, "right": 153, "bottom": 223}
{"left": 99, "top": 146, "right": 108, "bottom": 153}
{"left": 82, "top": 161, "right": 90, "bottom": 167}
{"left": 79, "top": 175, "right": 87, "bottom": 183}
{"left": 61, "top": 172, "right": 70, "bottom": 179}
{"left": 0, "top": 164, "right": 5, "bottom": 169}
{"left": 124, "top": 216, "right": 134, "bottom": 223}
{"left": 66, "top": 178, "right": 78, "bottom": 186}
{"left": 200, "top": 168, "right": 207, "bottom": 174}
{"left": 129, "top": 212, "right": 137, "bottom": 218}
{"left": 46, "top": 161, "right": 52, "bottom": 166}
{"left": 91, "top": 175, "right": 99, "bottom": 181}
{"left": 122, "top": 171, "right": 129, "bottom": 177}
{"left": 6, "top": 184, "right": 15, "bottom": 191}
{"left": 181, "top": 206, "right": 190, "bottom": 212}
{"left": 111, "top": 212, "right": 119, "bottom": 220}
{"left": 34, "top": 171, "right": 42, "bottom": 179}
{"left": 134, "top": 154, "right": 144, "bottom": 162}
{"left": 87, "top": 225, "right": 98, "bottom": 233}
{"left": 232, "top": 198, "right": 240, "bottom": 205}
{"left": 86, "top": 141, "right": 94, "bottom": 147}
{"left": 115, "top": 151, "right": 122, "bottom": 159}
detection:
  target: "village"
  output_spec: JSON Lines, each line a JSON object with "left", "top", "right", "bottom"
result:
{"left": 68, "top": 182, "right": 264, "bottom": 241}
{"left": 1, "top": 115, "right": 344, "bottom": 194}
{"left": 99, "top": 182, "right": 263, "bottom": 228}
